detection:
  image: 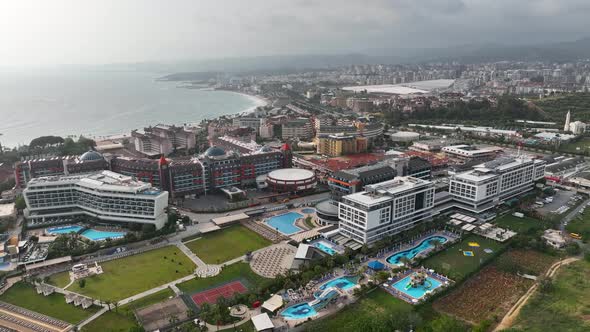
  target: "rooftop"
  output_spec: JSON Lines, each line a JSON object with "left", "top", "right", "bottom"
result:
{"left": 27, "top": 170, "right": 162, "bottom": 195}
{"left": 346, "top": 176, "right": 431, "bottom": 206}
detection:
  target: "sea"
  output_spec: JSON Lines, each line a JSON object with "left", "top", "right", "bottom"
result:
{"left": 0, "top": 68, "right": 265, "bottom": 148}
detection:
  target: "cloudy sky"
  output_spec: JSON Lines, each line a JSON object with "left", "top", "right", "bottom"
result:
{"left": 1, "top": 0, "right": 588, "bottom": 66}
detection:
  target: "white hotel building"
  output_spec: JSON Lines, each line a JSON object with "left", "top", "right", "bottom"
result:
{"left": 338, "top": 177, "right": 435, "bottom": 244}
{"left": 23, "top": 171, "right": 169, "bottom": 229}
{"left": 448, "top": 157, "right": 545, "bottom": 213}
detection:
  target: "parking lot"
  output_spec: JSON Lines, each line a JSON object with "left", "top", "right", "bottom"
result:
{"left": 536, "top": 189, "right": 579, "bottom": 216}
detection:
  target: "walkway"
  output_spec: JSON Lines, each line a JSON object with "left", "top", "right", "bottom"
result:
{"left": 175, "top": 242, "right": 206, "bottom": 268}
{"left": 494, "top": 257, "right": 580, "bottom": 331}
{"left": 76, "top": 307, "right": 108, "bottom": 329}
{"left": 117, "top": 273, "right": 196, "bottom": 306}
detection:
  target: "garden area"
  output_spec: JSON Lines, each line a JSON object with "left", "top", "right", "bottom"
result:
{"left": 421, "top": 235, "right": 507, "bottom": 281}
{"left": 51, "top": 245, "right": 195, "bottom": 301}
{"left": 184, "top": 225, "right": 271, "bottom": 264}
{"left": 0, "top": 282, "right": 100, "bottom": 324}
{"left": 513, "top": 259, "right": 590, "bottom": 331}
{"left": 493, "top": 214, "right": 547, "bottom": 234}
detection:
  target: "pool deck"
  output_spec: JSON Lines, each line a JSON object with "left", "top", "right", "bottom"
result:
{"left": 381, "top": 268, "right": 453, "bottom": 304}
{"left": 370, "top": 231, "right": 460, "bottom": 269}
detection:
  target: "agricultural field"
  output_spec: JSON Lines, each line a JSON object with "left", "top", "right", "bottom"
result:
{"left": 493, "top": 214, "right": 547, "bottom": 234}
{"left": 184, "top": 225, "right": 271, "bottom": 264}
{"left": 0, "top": 282, "right": 99, "bottom": 324}
{"left": 52, "top": 246, "right": 195, "bottom": 301}
{"left": 177, "top": 262, "right": 266, "bottom": 294}
{"left": 513, "top": 260, "right": 590, "bottom": 332}
{"left": 495, "top": 250, "right": 558, "bottom": 276}
{"left": 433, "top": 265, "right": 533, "bottom": 325}
{"left": 422, "top": 235, "right": 507, "bottom": 281}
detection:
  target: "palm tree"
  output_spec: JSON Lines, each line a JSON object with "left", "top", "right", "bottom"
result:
{"left": 399, "top": 257, "right": 412, "bottom": 267}
{"left": 431, "top": 239, "right": 443, "bottom": 252}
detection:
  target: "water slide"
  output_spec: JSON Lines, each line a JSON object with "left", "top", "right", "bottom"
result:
{"left": 309, "top": 288, "right": 339, "bottom": 310}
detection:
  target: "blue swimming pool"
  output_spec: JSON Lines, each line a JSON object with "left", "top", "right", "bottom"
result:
{"left": 281, "top": 302, "right": 318, "bottom": 320}
{"left": 313, "top": 241, "right": 337, "bottom": 256}
{"left": 81, "top": 229, "right": 126, "bottom": 241}
{"left": 386, "top": 236, "right": 448, "bottom": 265}
{"left": 266, "top": 212, "right": 303, "bottom": 235}
{"left": 391, "top": 275, "right": 442, "bottom": 300}
{"left": 319, "top": 276, "right": 357, "bottom": 291}
{"left": 302, "top": 208, "right": 315, "bottom": 214}
{"left": 47, "top": 225, "right": 83, "bottom": 234}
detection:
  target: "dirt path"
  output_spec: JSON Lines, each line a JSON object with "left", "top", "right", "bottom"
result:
{"left": 494, "top": 257, "right": 580, "bottom": 331}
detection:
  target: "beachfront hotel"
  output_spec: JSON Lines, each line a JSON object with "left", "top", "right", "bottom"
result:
{"left": 23, "top": 170, "right": 169, "bottom": 229}
{"left": 338, "top": 176, "right": 435, "bottom": 244}
{"left": 447, "top": 156, "right": 546, "bottom": 213}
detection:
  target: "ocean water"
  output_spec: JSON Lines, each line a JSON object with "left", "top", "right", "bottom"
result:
{"left": 0, "top": 69, "right": 263, "bottom": 147}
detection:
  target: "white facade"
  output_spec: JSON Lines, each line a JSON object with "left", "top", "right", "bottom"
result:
{"left": 448, "top": 157, "right": 545, "bottom": 213}
{"left": 569, "top": 121, "right": 586, "bottom": 135}
{"left": 338, "top": 177, "right": 435, "bottom": 244}
{"left": 23, "top": 171, "right": 169, "bottom": 229}
{"left": 442, "top": 145, "right": 502, "bottom": 162}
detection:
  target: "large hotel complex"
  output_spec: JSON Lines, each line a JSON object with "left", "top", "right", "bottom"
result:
{"left": 23, "top": 171, "right": 169, "bottom": 229}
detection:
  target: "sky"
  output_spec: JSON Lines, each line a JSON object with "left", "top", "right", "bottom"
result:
{"left": 1, "top": 0, "right": 589, "bottom": 66}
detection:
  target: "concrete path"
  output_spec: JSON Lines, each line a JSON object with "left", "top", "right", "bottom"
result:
{"left": 176, "top": 242, "right": 206, "bottom": 268}
{"left": 494, "top": 257, "right": 580, "bottom": 331}
{"left": 76, "top": 307, "right": 108, "bottom": 329}
{"left": 117, "top": 273, "right": 196, "bottom": 306}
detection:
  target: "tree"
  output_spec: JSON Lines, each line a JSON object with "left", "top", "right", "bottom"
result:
{"left": 14, "top": 196, "right": 26, "bottom": 211}
{"left": 565, "top": 242, "right": 581, "bottom": 256}
{"left": 78, "top": 279, "right": 86, "bottom": 288}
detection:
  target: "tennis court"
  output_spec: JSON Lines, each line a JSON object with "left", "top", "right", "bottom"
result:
{"left": 191, "top": 280, "right": 248, "bottom": 306}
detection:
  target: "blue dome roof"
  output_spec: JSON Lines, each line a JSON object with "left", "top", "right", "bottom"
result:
{"left": 79, "top": 150, "right": 104, "bottom": 161}
{"left": 204, "top": 146, "right": 226, "bottom": 157}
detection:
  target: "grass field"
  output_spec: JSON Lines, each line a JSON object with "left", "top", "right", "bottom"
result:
{"left": 0, "top": 282, "right": 99, "bottom": 324}
{"left": 177, "top": 262, "right": 266, "bottom": 294}
{"left": 304, "top": 289, "right": 413, "bottom": 332}
{"left": 514, "top": 260, "right": 590, "bottom": 331}
{"left": 495, "top": 250, "right": 558, "bottom": 276}
{"left": 53, "top": 246, "right": 196, "bottom": 301}
{"left": 494, "top": 214, "right": 547, "bottom": 234}
{"left": 566, "top": 211, "right": 590, "bottom": 241}
{"left": 81, "top": 310, "right": 139, "bottom": 332}
{"left": 47, "top": 271, "right": 71, "bottom": 288}
{"left": 559, "top": 138, "right": 590, "bottom": 154}
{"left": 184, "top": 225, "right": 271, "bottom": 264}
{"left": 422, "top": 235, "right": 507, "bottom": 281}
{"left": 220, "top": 321, "right": 256, "bottom": 332}
{"left": 120, "top": 288, "right": 175, "bottom": 314}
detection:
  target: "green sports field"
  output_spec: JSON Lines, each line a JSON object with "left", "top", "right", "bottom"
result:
{"left": 184, "top": 225, "right": 271, "bottom": 264}
{"left": 177, "top": 262, "right": 266, "bottom": 294}
{"left": 53, "top": 246, "right": 196, "bottom": 302}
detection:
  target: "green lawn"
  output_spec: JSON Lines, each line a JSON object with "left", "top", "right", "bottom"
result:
{"left": 513, "top": 260, "right": 590, "bottom": 331}
{"left": 120, "top": 288, "right": 175, "bottom": 314}
{"left": 62, "top": 246, "right": 196, "bottom": 301}
{"left": 184, "top": 225, "right": 271, "bottom": 264}
{"left": 304, "top": 289, "right": 413, "bottom": 332}
{"left": 422, "top": 235, "right": 507, "bottom": 281}
{"left": 0, "top": 282, "right": 99, "bottom": 324}
{"left": 494, "top": 214, "right": 547, "bottom": 234}
{"left": 81, "top": 310, "right": 139, "bottom": 332}
{"left": 566, "top": 212, "right": 590, "bottom": 241}
{"left": 220, "top": 321, "right": 256, "bottom": 332}
{"left": 177, "top": 263, "right": 266, "bottom": 294}
{"left": 47, "top": 271, "right": 71, "bottom": 288}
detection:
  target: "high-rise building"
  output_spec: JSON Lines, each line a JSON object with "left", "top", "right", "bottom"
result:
{"left": 23, "top": 170, "right": 169, "bottom": 229}
{"left": 564, "top": 110, "right": 571, "bottom": 132}
{"left": 338, "top": 177, "right": 435, "bottom": 244}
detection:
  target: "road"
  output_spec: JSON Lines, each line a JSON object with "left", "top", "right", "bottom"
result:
{"left": 558, "top": 197, "right": 589, "bottom": 233}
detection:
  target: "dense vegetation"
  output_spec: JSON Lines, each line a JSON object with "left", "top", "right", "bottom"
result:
{"left": 533, "top": 92, "right": 590, "bottom": 122}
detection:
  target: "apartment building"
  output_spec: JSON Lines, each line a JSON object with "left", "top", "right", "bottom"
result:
{"left": 282, "top": 118, "right": 313, "bottom": 140}
{"left": 23, "top": 171, "right": 169, "bottom": 229}
{"left": 338, "top": 177, "right": 435, "bottom": 244}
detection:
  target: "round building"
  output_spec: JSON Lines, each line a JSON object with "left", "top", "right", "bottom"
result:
{"left": 266, "top": 168, "right": 317, "bottom": 193}
{"left": 389, "top": 131, "right": 420, "bottom": 142}
{"left": 315, "top": 200, "right": 339, "bottom": 226}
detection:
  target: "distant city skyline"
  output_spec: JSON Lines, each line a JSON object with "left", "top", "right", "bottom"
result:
{"left": 2, "top": 0, "right": 590, "bottom": 67}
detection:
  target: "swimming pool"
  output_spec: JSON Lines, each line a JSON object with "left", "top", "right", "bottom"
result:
{"left": 386, "top": 236, "right": 448, "bottom": 265}
{"left": 302, "top": 208, "right": 315, "bottom": 214}
{"left": 265, "top": 212, "right": 303, "bottom": 235}
{"left": 81, "top": 229, "right": 126, "bottom": 241}
{"left": 391, "top": 275, "right": 442, "bottom": 300}
{"left": 318, "top": 276, "right": 357, "bottom": 291}
{"left": 313, "top": 240, "right": 337, "bottom": 256}
{"left": 47, "top": 225, "right": 83, "bottom": 234}
{"left": 281, "top": 302, "right": 318, "bottom": 320}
